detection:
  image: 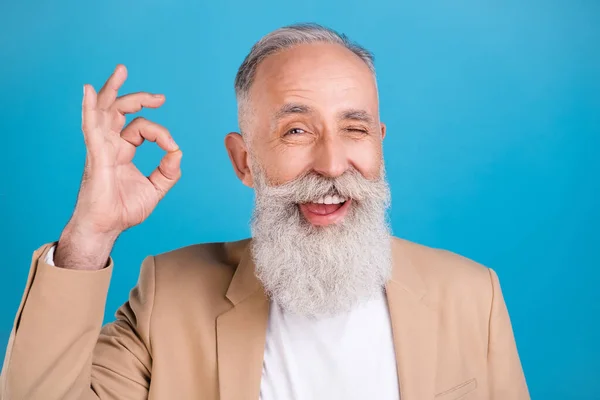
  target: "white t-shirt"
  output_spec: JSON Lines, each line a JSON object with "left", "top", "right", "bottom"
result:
{"left": 260, "top": 290, "right": 400, "bottom": 400}
{"left": 45, "top": 246, "right": 400, "bottom": 399}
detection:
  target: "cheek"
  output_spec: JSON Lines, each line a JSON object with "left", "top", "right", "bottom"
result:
{"left": 260, "top": 147, "right": 314, "bottom": 185}
{"left": 348, "top": 140, "right": 383, "bottom": 179}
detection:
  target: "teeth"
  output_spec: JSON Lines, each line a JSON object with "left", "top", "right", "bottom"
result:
{"left": 314, "top": 195, "right": 347, "bottom": 205}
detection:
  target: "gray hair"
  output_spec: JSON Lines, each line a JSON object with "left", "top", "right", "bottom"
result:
{"left": 234, "top": 23, "right": 376, "bottom": 102}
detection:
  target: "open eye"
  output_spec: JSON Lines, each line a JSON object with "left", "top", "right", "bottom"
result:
{"left": 285, "top": 128, "right": 306, "bottom": 135}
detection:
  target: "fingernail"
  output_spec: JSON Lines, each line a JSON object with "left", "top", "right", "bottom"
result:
{"left": 83, "top": 85, "right": 86, "bottom": 96}
{"left": 152, "top": 94, "right": 164, "bottom": 98}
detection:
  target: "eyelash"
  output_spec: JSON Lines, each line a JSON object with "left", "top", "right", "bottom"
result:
{"left": 347, "top": 128, "right": 369, "bottom": 134}
{"left": 285, "top": 127, "right": 369, "bottom": 136}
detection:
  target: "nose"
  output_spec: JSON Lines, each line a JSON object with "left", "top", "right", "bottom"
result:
{"left": 312, "top": 134, "right": 349, "bottom": 178}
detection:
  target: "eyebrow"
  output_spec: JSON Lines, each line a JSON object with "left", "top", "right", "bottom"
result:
{"left": 273, "top": 103, "right": 314, "bottom": 122}
{"left": 337, "top": 109, "right": 375, "bottom": 124}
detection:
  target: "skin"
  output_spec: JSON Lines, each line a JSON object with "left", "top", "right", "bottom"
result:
{"left": 55, "top": 66, "right": 182, "bottom": 270}
{"left": 56, "top": 42, "right": 385, "bottom": 270}
{"left": 225, "top": 42, "right": 385, "bottom": 187}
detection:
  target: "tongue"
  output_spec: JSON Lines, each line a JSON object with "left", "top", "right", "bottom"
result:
{"left": 304, "top": 202, "right": 343, "bottom": 215}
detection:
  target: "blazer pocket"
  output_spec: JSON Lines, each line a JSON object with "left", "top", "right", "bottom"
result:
{"left": 434, "top": 378, "right": 477, "bottom": 400}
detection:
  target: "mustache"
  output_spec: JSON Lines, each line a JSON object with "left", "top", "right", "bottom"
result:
{"left": 254, "top": 167, "right": 391, "bottom": 206}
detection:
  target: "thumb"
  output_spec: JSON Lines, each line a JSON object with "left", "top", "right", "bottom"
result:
{"left": 149, "top": 149, "right": 183, "bottom": 198}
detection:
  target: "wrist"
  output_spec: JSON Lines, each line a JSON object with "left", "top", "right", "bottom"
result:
{"left": 55, "top": 222, "right": 120, "bottom": 270}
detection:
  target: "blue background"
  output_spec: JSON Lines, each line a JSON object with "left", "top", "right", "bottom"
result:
{"left": 1, "top": 0, "right": 598, "bottom": 398}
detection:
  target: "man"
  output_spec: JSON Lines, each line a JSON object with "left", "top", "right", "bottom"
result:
{"left": 0, "top": 24, "right": 529, "bottom": 399}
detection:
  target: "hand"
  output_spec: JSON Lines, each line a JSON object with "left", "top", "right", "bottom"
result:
{"left": 55, "top": 65, "right": 182, "bottom": 270}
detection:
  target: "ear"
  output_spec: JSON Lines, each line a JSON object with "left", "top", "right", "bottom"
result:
{"left": 224, "top": 132, "right": 254, "bottom": 187}
{"left": 380, "top": 122, "right": 387, "bottom": 140}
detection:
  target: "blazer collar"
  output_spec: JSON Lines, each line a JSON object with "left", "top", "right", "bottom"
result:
{"left": 217, "top": 240, "right": 269, "bottom": 400}
{"left": 224, "top": 239, "right": 262, "bottom": 305}
{"left": 388, "top": 237, "right": 428, "bottom": 301}
{"left": 386, "top": 237, "right": 438, "bottom": 400}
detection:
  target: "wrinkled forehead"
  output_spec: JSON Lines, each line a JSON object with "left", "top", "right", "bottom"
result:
{"left": 247, "top": 42, "right": 380, "bottom": 120}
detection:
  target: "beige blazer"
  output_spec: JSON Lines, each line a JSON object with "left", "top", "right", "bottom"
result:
{"left": 1, "top": 237, "right": 529, "bottom": 400}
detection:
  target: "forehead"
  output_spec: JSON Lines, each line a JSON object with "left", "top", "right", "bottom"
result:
{"left": 249, "top": 42, "right": 379, "bottom": 117}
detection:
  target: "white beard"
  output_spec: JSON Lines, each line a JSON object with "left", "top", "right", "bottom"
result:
{"left": 250, "top": 166, "right": 392, "bottom": 317}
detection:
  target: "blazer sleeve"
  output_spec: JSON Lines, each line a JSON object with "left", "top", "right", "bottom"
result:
{"left": 487, "top": 268, "right": 530, "bottom": 399}
{"left": 1, "top": 243, "right": 156, "bottom": 400}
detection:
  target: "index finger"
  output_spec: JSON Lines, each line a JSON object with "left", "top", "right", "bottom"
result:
{"left": 114, "top": 92, "right": 166, "bottom": 115}
{"left": 121, "top": 117, "right": 179, "bottom": 152}
{"left": 97, "top": 64, "right": 128, "bottom": 110}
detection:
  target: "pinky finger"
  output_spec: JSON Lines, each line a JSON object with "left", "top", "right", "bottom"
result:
{"left": 149, "top": 149, "right": 183, "bottom": 198}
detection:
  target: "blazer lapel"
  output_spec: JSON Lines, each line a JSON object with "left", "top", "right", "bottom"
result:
{"left": 386, "top": 238, "right": 438, "bottom": 400}
{"left": 216, "top": 241, "right": 269, "bottom": 400}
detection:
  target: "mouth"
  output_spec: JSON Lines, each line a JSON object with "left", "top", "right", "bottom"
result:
{"left": 298, "top": 195, "right": 352, "bottom": 226}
